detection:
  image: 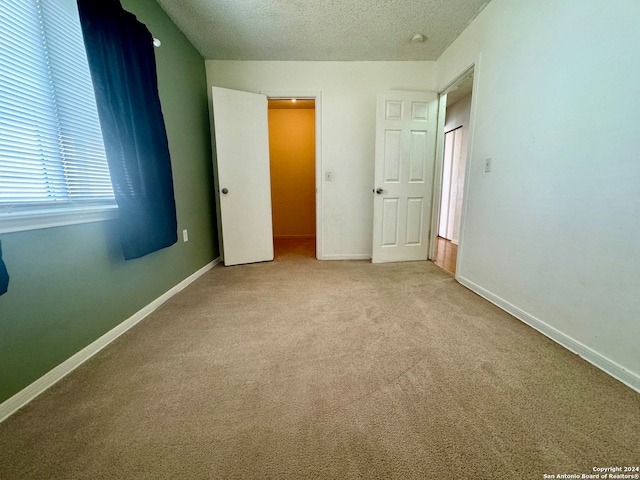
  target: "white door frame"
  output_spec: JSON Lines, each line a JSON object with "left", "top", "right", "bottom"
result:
{"left": 429, "top": 59, "right": 480, "bottom": 280}
{"left": 262, "top": 91, "right": 323, "bottom": 260}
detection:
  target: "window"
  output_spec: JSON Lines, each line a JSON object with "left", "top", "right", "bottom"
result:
{"left": 0, "top": 0, "right": 116, "bottom": 234}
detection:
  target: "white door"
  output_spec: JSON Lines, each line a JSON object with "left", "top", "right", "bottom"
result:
{"left": 372, "top": 90, "right": 438, "bottom": 264}
{"left": 211, "top": 87, "right": 274, "bottom": 266}
{"left": 438, "top": 131, "right": 453, "bottom": 238}
{"left": 438, "top": 128, "right": 464, "bottom": 242}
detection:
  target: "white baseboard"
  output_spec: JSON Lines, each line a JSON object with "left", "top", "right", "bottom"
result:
{"left": 457, "top": 275, "right": 640, "bottom": 394}
{"left": 0, "top": 257, "right": 221, "bottom": 424}
{"left": 321, "top": 254, "right": 372, "bottom": 261}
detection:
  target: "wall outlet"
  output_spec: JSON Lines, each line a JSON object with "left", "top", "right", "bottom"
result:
{"left": 325, "top": 171, "right": 333, "bottom": 181}
{"left": 182, "top": 229, "right": 188, "bottom": 242}
{"left": 484, "top": 158, "right": 492, "bottom": 173}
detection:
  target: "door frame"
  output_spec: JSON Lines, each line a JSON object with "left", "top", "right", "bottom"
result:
{"left": 262, "top": 91, "right": 323, "bottom": 260}
{"left": 428, "top": 58, "right": 480, "bottom": 278}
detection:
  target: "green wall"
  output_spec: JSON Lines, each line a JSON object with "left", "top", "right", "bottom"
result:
{"left": 0, "top": 0, "right": 218, "bottom": 404}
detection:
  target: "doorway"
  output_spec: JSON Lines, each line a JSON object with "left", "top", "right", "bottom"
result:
{"left": 267, "top": 98, "right": 316, "bottom": 259}
{"left": 433, "top": 71, "right": 474, "bottom": 275}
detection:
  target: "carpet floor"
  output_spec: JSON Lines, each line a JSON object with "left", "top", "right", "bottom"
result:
{"left": 1, "top": 240, "right": 639, "bottom": 479}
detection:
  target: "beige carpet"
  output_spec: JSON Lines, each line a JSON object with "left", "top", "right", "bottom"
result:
{"left": 1, "top": 239, "right": 639, "bottom": 479}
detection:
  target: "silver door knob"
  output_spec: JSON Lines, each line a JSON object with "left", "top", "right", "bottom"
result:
{"left": 221, "top": 188, "right": 228, "bottom": 194}
{"left": 375, "top": 188, "right": 383, "bottom": 194}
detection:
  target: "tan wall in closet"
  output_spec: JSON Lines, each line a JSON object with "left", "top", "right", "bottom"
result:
{"left": 268, "top": 108, "right": 316, "bottom": 238}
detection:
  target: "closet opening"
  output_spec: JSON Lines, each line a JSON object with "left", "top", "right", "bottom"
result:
{"left": 267, "top": 98, "right": 316, "bottom": 259}
{"left": 434, "top": 71, "right": 474, "bottom": 275}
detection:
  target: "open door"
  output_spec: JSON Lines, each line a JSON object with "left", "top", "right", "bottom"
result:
{"left": 211, "top": 87, "right": 274, "bottom": 266}
{"left": 439, "top": 127, "right": 464, "bottom": 241}
{"left": 372, "top": 90, "right": 438, "bottom": 263}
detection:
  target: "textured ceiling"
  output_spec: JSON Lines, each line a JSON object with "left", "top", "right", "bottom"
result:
{"left": 154, "top": 0, "right": 491, "bottom": 61}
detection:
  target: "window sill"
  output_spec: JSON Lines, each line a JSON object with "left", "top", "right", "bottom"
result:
{"left": 0, "top": 204, "right": 119, "bottom": 234}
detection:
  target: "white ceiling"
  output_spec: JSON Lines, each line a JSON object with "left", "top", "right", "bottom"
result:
{"left": 446, "top": 71, "right": 474, "bottom": 105}
{"left": 155, "top": 0, "right": 491, "bottom": 61}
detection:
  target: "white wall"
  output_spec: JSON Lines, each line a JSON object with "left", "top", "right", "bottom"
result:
{"left": 437, "top": 0, "right": 640, "bottom": 389}
{"left": 206, "top": 61, "right": 436, "bottom": 259}
{"left": 444, "top": 94, "right": 471, "bottom": 136}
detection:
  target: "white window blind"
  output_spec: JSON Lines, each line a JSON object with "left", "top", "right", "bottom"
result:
{"left": 0, "top": 0, "right": 115, "bottom": 231}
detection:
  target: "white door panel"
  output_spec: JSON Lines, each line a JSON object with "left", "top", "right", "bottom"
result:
{"left": 439, "top": 128, "right": 464, "bottom": 242}
{"left": 439, "top": 131, "right": 454, "bottom": 238}
{"left": 372, "top": 90, "right": 438, "bottom": 263}
{"left": 211, "top": 87, "right": 274, "bottom": 266}
{"left": 448, "top": 128, "right": 464, "bottom": 243}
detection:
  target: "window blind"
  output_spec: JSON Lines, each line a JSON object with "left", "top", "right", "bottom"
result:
{"left": 0, "top": 0, "right": 113, "bottom": 209}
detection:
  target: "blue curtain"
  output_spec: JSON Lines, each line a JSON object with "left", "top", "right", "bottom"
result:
{"left": 77, "top": 0, "right": 177, "bottom": 260}
{"left": 0, "top": 240, "right": 8, "bottom": 295}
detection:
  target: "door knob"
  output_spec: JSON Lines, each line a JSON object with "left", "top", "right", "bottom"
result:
{"left": 375, "top": 188, "right": 383, "bottom": 194}
{"left": 221, "top": 188, "right": 228, "bottom": 194}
